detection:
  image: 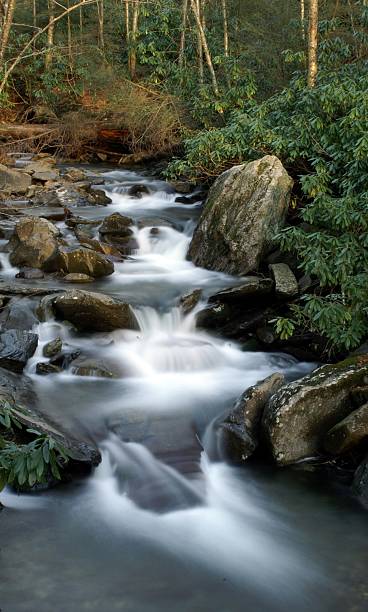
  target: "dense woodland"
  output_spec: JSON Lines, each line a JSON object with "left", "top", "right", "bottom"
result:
{"left": 0, "top": 1, "right": 368, "bottom": 495}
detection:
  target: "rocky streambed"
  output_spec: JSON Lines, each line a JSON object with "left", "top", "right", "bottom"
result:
{"left": 0, "top": 155, "right": 367, "bottom": 612}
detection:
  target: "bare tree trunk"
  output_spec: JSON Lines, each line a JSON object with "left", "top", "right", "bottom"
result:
{"left": 178, "top": 0, "right": 188, "bottom": 68}
{"left": 300, "top": 0, "right": 305, "bottom": 39}
{"left": 0, "top": 0, "right": 98, "bottom": 95}
{"left": 97, "top": 0, "right": 105, "bottom": 50}
{"left": 0, "top": 0, "right": 16, "bottom": 63}
{"left": 196, "top": 0, "right": 204, "bottom": 86}
{"left": 79, "top": 3, "right": 83, "bottom": 42}
{"left": 307, "top": 0, "right": 318, "bottom": 87}
{"left": 221, "top": 0, "right": 229, "bottom": 56}
{"left": 125, "top": 0, "right": 131, "bottom": 72}
{"left": 190, "top": 0, "right": 219, "bottom": 96}
{"left": 45, "top": 0, "right": 55, "bottom": 70}
{"left": 67, "top": 0, "right": 73, "bottom": 68}
{"left": 129, "top": 0, "right": 140, "bottom": 80}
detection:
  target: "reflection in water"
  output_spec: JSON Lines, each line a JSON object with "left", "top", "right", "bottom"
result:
{"left": 1, "top": 167, "right": 367, "bottom": 612}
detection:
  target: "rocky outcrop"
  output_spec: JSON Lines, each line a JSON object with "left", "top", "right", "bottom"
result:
{"left": 262, "top": 357, "right": 368, "bottom": 465}
{"left": 219, "top": 374, "right": 285, "bottom": 461}
{"left": 46, "top": 246, "right": 114, "bottom": 278}
{"left": 188, "top": 156, "right": 293, "bottom": 274}
{"left": 324, "top": 404, "right": 368, "bottom": 455}
{"left": 8, "top": 217, "right": 60, "bottom": 269}
{"left": 52, "top": 289, "right": 139, "bottom": 332}
{"left": 269, "top": 263, "right": 298, "bottom": 298}
{"left": 0, "top": 329, "right": 38, "bottom": 372}
{"left": 0, "top": 164, "right": 32, "bottom": 195}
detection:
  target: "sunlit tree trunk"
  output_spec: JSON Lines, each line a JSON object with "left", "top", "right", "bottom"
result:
{"left": 45, "top": 0, "right": 55, "bottom": 70}
{"left": 307, "top": 0, "right": 318, "bottom": 87}
{"left": 178, "top": 0, "right": 188, "bottom": 69}
{"left": 300, "top": 0, "right": 305, "bottom": 40}
{"left": 129, "top": 0, "right": 140, "bottom": 80}
{"left": 125, "top": 0, "right": 131, "bottom": 72}
{"left": 190, "top": 0, "right": 219, "bottom": 95}
{"left": 221, "top": 0, "right": 229, "bottom": 56}
{"left": 0, "top": 0, "right": 16, "bottom": 63}
{"left": 97, "top": 0, "right": 105, "bottom": 50}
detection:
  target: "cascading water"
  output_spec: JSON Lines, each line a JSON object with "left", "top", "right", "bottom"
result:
{"left": 1, "top": 168, "right": 367, "bottom": 612}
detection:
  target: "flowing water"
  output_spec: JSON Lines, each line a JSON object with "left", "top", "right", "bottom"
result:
{"left": 0, "top": 168, "right": 367, "bottom": 612}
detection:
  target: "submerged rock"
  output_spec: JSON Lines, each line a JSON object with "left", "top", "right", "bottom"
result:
{"left": 188, "top": 156, "right": 293, "bottom": 274}
{"left": 8, "top": 217, "right": 60, "bottom": 269}
{"left": 36, "top": 362, "right": 61, "bottom": 375}
{"left": 180, "top": 289, "right": 202, "bottom": 314}
{"left": 324, "top": 404, "right": 368, "bottom": 455}
{"left": 219, "top": 373, "right": 285, "bottom": 461}
{"left": 70, "top": 357, "right": 119, "bottom": 379}
{"left": 63, "top": 272, "right": 95, "bottom": 283}
{"left": 0, "top": 329, "right": 38, "bottom": 372}
{"left": 262, "top": 357, "right": 368, "bottom": 465}
{"left": 53, "top": 289, "right": 139, "bottom": 332}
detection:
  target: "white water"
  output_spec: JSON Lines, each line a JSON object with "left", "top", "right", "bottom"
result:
{"left": 1, "top": 168, "right": 365, "bottom": 612}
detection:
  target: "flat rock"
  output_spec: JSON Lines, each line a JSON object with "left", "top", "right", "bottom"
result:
{"left": 0, "top": 329, "right": 38, "bottom": 372}
{"left": 53, "top": 289, "right": 139, "bottom": 332}
{"left": 324, "top": 403, "right": 368, "bottom": 455}
{"left": 189, "top": 156, "right": 293, "bottom": 274}
{"left": 0, "top": 164, "right": 32, "bottom": 195}
{"left": 269, "top": 263, "right": 298, "bottom": 298}
{"left": 23, "top": 161, "right": 60, "bottom": 182}
{"left": 209, "top": 277, "right": 274, "bottom": 303}
{"left": 262, "top": 357, "right": 368, "bottom": 465}
{"left": 63, "top": 272, "right": 95, "bottom": 283}
{"left": 46, "top": 246, "right": 114, "bottom": 278}
{"left": 219, "top": 373, "right": 285, "bottom": 461}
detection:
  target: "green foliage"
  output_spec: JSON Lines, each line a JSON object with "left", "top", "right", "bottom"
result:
{"left": 0, "top": 401, "right": 71, "bottom": 492}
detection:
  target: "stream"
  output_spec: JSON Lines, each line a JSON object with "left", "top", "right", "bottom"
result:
{"left": 0, "top": 167, "right": 367, "bottom": 612}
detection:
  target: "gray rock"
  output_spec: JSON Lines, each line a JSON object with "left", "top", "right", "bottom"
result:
{"left": 43, "top": 337, "right": 62, "bottom": 358}
{"left": 63, "top": 168, "right": 88, "bottom": 183}
{"left": 63, "top": 272, "right": 94, "bottom": 283}
{"left": 169, "top": 181, "right": 194, "bottom": 194}
{"left": 36, "top": 362, "right": 61, "bottom": 375}
{"left": 209, "top": 277, "right": 274, "bottom": 304}
{"left": 0, "top": 329, "right": 38, "bottom": 372}
{"left": 9, "top": 216, "right": 60, "bottom": 269}
{"left": 53, "top": 289, "right": 139, "bottom": 332}
{"left": 16, "top": 268, "right": 45, "bottom": 280}
{"left": 128, "top": 184, "right": 150, "bottom": 198}
{"left": 324, "top": 403, "right": 368, "bottom": 455}
{"left": 262, "top": 357, "right": 368, "bottom": 465}
{"left": 269, "top": 263, "right": 298, "bottom": 298}
{"left": 0, "top": 164, "right": 32, "bottom": 195}
{"left": 188, "top": 156, "right": 293, "bottom": 274}
{"left": 219, "top": 373, "right": 285, "bottom": 461}
{"left": 23, "top": 161, "right": 60, "bottom": 182}
{"left": 46, "top": 246, "right": 114, "bottom": 278}
{"left": 0, "top": 297, "right": 39, "bottom": 331}
{"left": 70, "top": 357, "right": 119, "bottom": 379}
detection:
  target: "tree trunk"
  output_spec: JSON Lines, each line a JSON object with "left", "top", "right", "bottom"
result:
{"left": 190, "top": 0, "right": 219, "bottom": 96}
{"left": 125, "top": 0, "right": 130, "bottom": 72}
{"left": 45, "top": 0, "right": 55, "bottom": 70}
{"left": 178, "top": 0, "right": 188, "bottom": 69}
{"left": 307, "top": 0, "right": 318, "bottom": 87}
{"left": 129, "top": 0, "right": 140, "bottom": 80}
{"left": 67, "top": 0, "right": 73, "bottom": 68}
{"left": 196, "top": 0, "right": 204, "bottom": 86}
{"left": 97, "top": 0, "right": 105, "bottom": 50}
{"left": 0, "top": 0, "right": 16, "bottom": 63}
{"left": 221, "top": 0, "right": 229, "bottom": 56}
{"left": 300, "top": 0, "right": 305, "bottom": 40}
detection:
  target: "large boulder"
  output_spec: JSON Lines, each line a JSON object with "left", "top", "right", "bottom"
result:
{"left": 0, "top": 329, "right": 38, "bottom": 372}
{"left": 0, "top": 164, "right": 32, "bottom": 195}
{"left": 188, "top": 156, "right": 293, "bottom": 274}
{"left": 99, "top": 212, "right": 133, "bottom": 237}
{"left": 8, "top": 217, "right": 60, "bottom": 269}
{"left": 52, "top": 289, "right": 139, "bottom": 332}
{"left": 219, "top": 373, "right": 285, "bottom": 461}
{"left": 324, "top": 403, "right": 368, "bottom": 455}
{"left": 46, "top": 246, "right": 114, "bottom": 278}
{"left": 269, "top": 263, "right": 298, "bottom": 298}
{"left": 262, "top": 357, "right": 368, "bottom": 465}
